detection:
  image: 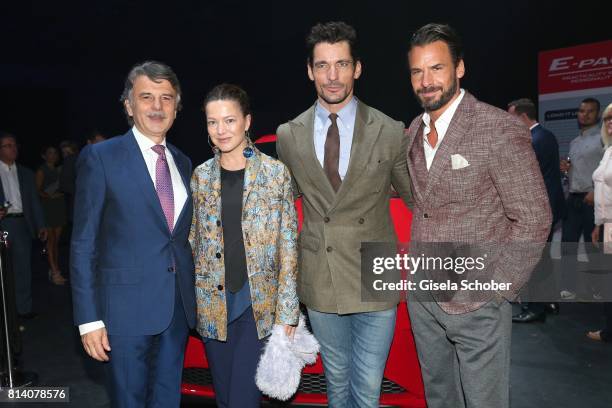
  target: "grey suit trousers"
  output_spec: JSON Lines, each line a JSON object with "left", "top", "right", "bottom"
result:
{"left": 1, "top": 218, "right": 33, "bottom": 314}
{"left": 408, "top": 294, "right": 511, "bottom": 408}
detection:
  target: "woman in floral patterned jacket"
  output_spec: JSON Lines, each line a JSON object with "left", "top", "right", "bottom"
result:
{"left": 189, "top": 83, "right": 299, "bottom": 407}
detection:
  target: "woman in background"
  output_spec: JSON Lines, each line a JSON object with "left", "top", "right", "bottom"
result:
{"left": 589, "top": 102, "right": 612, "bottom": 343}
{"left": 190, "top": 84, "right": 299, "bottom": 407}
{"left": 36, "top": 146, "right": 67, "bottom": 285}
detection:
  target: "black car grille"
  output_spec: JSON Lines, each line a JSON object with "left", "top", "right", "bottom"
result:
{"left": 183, "top": 367, "right": 214, "bottom": 386}
{"left": 182, "top": 368, "right": 406, "bottom": 395}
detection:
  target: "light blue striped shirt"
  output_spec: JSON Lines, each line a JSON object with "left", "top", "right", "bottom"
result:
{"left": 313, "top": 97, "right": 358, "bottom": 180}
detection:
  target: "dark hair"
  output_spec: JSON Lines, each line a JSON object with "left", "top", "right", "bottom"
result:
{"left": 40, "top": 145, "right": 59, "bottom": 156}
{"left": 0, "top": 131, "right": 16, "bottom": 144}
{"left": 508, "top": 98, "right": 537, "bottom": 120}
{"left": 85, "top": 129, "right": 106, "bottom": 143}
{"left": 581, "top": 97, "right": 601, "bottom": 112}
{"left": 409, "top": 23, "right": 463, "bottom": 66}
{"left": 202, "top": 83, "right": 251, "bottom": 117}
{"left": 120, "top": 61, "right": 182, "bottom": 124}
{"left": 306, "top": 21, "right": 359, "bottom": 66}
{"left": 59, "top": 140, "right": 79, "bottom": 153}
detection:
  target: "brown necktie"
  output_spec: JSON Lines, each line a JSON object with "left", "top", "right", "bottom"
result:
{"left": 324, "top": 113, "right": 342, "bottom": 192}
{"left": 427, "top": 121, "right": 438, "bottom": 148}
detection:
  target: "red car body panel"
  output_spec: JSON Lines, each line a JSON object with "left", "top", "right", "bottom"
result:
{"left": 181, "top": 136, "right": 426, "bottom": 407}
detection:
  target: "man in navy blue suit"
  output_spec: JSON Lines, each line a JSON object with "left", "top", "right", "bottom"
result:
{"left": 71, "top": 61, "right": 196, "bottom": 408}
{"left": 508, "top": 98, "right": 565, "bottom": 322}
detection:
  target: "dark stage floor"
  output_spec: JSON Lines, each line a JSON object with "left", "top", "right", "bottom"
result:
{"left": 4, "top": 249, "right": 611, "bottom": 408}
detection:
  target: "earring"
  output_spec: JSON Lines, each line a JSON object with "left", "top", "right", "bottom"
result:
{"left": 242, "top": 130, "right": 254, "bottom": 158}
{"left": 207, "top": 134, "right": 219, "bottom": 154}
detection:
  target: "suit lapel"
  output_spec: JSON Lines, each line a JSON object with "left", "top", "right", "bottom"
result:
{"left": 292, "top": 105, "right": 335, "bottom": 215}
{"left": 407, "top": 122, "right": 428, "bottom": 204}
{"left": 166, "top": 143, "right": 192, "bottom": 232}
{"left": 0, "top": 176, "right": 5, "bottom": 205}
{"left": 421, "top": 92, "right": 475, "bottom": 202}
{"left": 242, "top": 145, "right": 261, "bottom": 210}
{"left": 122, "top": 131, "right": 168, "bottom": 232}
{"left": 16, "top": 165, "right": 29, "bottom": 215}
{"left": 329, "top": 102, "right": 382, "bottom": 211}
{"left": 205, "top": 155, "right": 223, "bottom": 228}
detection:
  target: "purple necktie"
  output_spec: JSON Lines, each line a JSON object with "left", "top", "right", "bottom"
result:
{"left": 152, "top": 145, "right": 174, "bottom": 232}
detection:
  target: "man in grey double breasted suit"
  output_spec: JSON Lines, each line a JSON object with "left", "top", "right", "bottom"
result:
{"left": 276, "top": 22, "right": 412, "bottom": 408}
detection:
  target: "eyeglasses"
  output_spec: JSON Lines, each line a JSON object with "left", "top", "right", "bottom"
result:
{"left": 603, "top": 116, "right": 612, "bottom": 123}
{"left": 312, "top": 60, "right": 354, "bottom": 73}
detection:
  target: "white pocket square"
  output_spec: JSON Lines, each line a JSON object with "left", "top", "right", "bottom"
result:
{"left": 451, "top": 154, "right": 470, "bottom": 170}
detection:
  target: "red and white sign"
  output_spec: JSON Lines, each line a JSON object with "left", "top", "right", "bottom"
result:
{"left": 539, "top": 40, "right": 612, "bottom": 95}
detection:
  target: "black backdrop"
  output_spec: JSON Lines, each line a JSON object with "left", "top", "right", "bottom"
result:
{"left": 1, "top": 0, "right": 610, "bottom": 168}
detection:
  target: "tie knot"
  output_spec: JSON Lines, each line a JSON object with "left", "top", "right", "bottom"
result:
{"left": 329, "top": 113, "right": 338, "bottom": 124}
{"left": 152, "top": 144, "right": 166, "bottom": 158}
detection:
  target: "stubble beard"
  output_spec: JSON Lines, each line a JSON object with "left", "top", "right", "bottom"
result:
{"left": 415, "top": 76, "right": 458, "bottom": 113}
{"left": 319, "top": 84, "right": 351, "bottom": 108}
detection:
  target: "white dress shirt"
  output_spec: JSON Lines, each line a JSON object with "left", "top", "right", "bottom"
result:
{"left": 0, "top": 161, "right": 23, "bottom": 213}
{"left": 422, "top": 89, "right": 465, "bottom": 170}
{"left": 79, "top": 127, "right": 188, "bottom": 336}
{"left": 132, "top": 126, "right": 188, "bottom": 225}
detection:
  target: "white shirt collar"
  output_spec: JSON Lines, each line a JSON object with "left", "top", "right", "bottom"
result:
{"left": 132, "top": 126, "right": 167, "bottom": 153}
{"left": 422, "top": 88, "right": 465, "bottom": 131}
{"left": 0, "top": 161, "right": 16, "bottom": 171}
{"left": 529, "top": 123, "right": 539, "bottom": 131}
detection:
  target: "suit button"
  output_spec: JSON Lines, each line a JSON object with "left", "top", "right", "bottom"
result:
{"left": 324, "top": 217, "right": 330, "bottom": 223}
{"left": 423, "top": 213, "right": 429, "bottom": 219}
{"left": 217, "top": 284, "right": 223, "bottom": 290}
{"left": 168, "top": 266, "right": 175, "bottom": 272}
{"left": 358, "top": 218, "right": 365, "bottom": 224}
{"left": 326, "top": 246, "right": 333, "bottom": 252}
{"left": 216, "top": 220, "right": 221, "bottom": 227}
{"left": 216, "top": 252, "right": 221, "bottom": 259}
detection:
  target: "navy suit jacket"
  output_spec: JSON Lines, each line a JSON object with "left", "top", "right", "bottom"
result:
{"left": 70, "top": 131, "right": 196, "bottom": 336}
{"left": 531, "top": 124, "right": 565, "bottom": 223}
{"left": 0, "top": 164, "right": 45, "bottom": 237}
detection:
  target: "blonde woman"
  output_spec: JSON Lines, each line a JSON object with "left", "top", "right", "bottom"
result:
{"left": 589, "top": 102, "right": 612, "bottom": 342}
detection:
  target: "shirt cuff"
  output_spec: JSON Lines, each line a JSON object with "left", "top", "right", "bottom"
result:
{"left": 79, "top": 320, "right": 105, "bottom": 335}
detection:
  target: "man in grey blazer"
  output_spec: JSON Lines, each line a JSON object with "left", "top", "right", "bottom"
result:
{"left": 405, "top": 24, "right": 551, "bottom": 408}
{"left": 276, "top": 21, "right": 412, "bottom": 408}
{"left": 0, "top": 132, "right": 47, "bottom": 318}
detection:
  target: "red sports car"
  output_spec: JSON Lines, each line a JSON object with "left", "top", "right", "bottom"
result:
{"left": 181, "top": 135, "right": 426, "bottom": 407}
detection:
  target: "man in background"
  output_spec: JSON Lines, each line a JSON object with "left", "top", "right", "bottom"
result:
{"left": 508, "top": 98, "right": 565, "bottom": 322}
{"left": 0, "top": 131, "right": 47, "bottom": 319}
{"left": 559, "top": 98, "right": 602, "bottom": 299}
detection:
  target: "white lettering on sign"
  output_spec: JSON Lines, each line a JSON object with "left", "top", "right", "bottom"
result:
{"left": 550, "top": 56, "right": 611, "bottom": 73}
{"left": 549, "top": 56, "right": 573, "bottom": 71}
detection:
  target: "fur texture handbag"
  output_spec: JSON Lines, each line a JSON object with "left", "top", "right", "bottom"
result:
{"left": 255, "top": 313, "right": 319, "bottom": 400}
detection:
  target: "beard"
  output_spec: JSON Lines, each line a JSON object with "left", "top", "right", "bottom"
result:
{"left": 414, "top": 76, "right": 458, "bottom": 112}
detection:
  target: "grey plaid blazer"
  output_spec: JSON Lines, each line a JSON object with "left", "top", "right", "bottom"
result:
{"left": 406, "top": 92, "right": 552, "bottom": 314}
